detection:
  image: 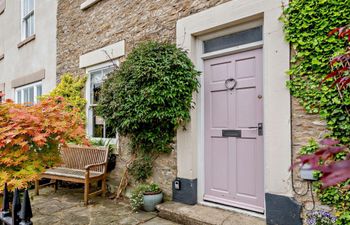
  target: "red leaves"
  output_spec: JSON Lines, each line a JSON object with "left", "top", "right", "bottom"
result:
{"left": 0, "top": 97, "right": 89, "bottom": 189}
{"left": 323, "top": 25, "right": 350, "bottom": 89}
{"left": 294, "top": 139, "right": 350, "bottom": 188}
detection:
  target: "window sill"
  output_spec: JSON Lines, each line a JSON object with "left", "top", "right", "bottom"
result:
{"left": 17, "top": 34, "right": 36, "bottom": 49}
{"left": 0, "top": 54, "right": 4, "bottom": 61}
{"left": 80, "top": 0, "right": 102, "bottom": 10}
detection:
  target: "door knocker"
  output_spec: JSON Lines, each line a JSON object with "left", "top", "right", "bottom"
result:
{"left": 225, "top": 78, "right": 237, "bottom": 91}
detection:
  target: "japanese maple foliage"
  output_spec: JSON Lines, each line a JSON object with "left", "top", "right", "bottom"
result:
{"left": 0, "top": 97, "right": 89, "bottom": 190}
{"left": 322, "top": 25, "right": 350, "bottom": 89}
{"left": 296, "top": 139, "right": 350, "bottom": 187}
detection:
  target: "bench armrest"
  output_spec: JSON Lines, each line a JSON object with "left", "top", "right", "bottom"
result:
{"left": 85, "top": 162, "right": 107, "bottom": 171}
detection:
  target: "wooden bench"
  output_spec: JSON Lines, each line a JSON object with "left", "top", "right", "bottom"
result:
{"left": 35, "top": 145, "right": 109, "bottom": 205}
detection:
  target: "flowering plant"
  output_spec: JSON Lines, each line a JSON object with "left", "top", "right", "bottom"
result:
{"left": 306, "top": 210, "right": 336, "bottom": 225}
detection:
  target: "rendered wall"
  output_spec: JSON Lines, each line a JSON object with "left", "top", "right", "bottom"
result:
{"left": 0, "top": 0, "right": 57, "bottom": 98}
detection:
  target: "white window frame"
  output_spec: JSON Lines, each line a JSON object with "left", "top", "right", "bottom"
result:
{"left": 86, "top": 62, "right": 118, "bottom": 144}
{"left": 21, "top": 0, "right": 35, "bottom": 40}
{"left": 14, "top": 81, "right": 42, "bottom": 104}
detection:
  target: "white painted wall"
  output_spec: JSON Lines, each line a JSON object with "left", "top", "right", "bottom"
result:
{"left": 176, "top": 0, "right": 292, "bottom": 201}
{"left": 0, "top": 0, "right": 57, "bottom": 99}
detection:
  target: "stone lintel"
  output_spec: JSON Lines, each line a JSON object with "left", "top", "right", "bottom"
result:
{"left": 11, "top": 69, "right": 45, "bottom": 88}
{"left": 79, "top": 40, "right": 125, "bottom": 68}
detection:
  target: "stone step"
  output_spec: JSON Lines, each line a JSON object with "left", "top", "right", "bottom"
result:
{"left": 157, "top": 202, "right": 266, "bottom": 225}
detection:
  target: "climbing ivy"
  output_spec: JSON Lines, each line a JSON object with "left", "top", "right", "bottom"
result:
{"left": 97, "top": 41, "right": 200, "bottom": 181}
{"left": 282, "top": 1, "right": 350, "bottom": 224}
{"left": 282, "top": 0, "right": 350, "bottom": 143}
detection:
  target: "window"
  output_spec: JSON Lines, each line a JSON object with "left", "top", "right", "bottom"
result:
{"left": 87, "top": 66, "right": 116, "bottom": 139}
{"left": 15, "top": 82, "right": 42, "bottom": 105}
{"left": 21, "top": 0, "right": 35, "bottom": 39}
{"left": 203, "top": 26, "right": 263, "bottom": 53}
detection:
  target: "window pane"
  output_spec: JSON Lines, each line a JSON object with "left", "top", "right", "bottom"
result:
{"left": 90, "top": 71, "right": 103, "bottom": 104}
{"left": 23, "top": 0, "right": 33, "bottom": 16}
{"left": 92, "top": 108, "right": 104, "bottom": 138}
{"left": 203, "top": 26, "right": 263, "bottom": 53}
{"left": 16, "top": 91, "right": 22, "bottom": 104}
{"left": 28, "top": 0, "right": 34, "bottom": 11}
{"left": 23, "top": 0, "right": 28, "bottom": 15}
{"left": 105, "top": 123, "right": 117, "bottom": 139}
{"left": 23, "top": 88, "right": 29, "bottom": 103}
{"left": 31, "top": 15, "right": 34, "bottom": 35}
{"left": 24, "top": 15, "right": 34, "bottom": 37}
{"left": 36, "top": 84, "right": 42, "bottom": 97}
{"left": 102, "top": 67, "right": 114, "bottom": 76}
{"left": 28, "top": 86, "right": 34, "bottom": 103}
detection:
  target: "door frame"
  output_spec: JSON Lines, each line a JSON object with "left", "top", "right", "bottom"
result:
{"left": 196, "top": 20, "right": 265, "bottom": 215}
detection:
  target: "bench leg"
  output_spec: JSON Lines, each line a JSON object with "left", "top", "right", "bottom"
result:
{"left": 102, "top": 177, "right": 107, "bottom": 197}
{"left": 84, "top": 180, "right": 89, "bottom": 206}
{"left": 54, "top": 180, "right": 58, "bottom": 192}
{"left": 35, "top": 180, "right": 40, "bottom": 195}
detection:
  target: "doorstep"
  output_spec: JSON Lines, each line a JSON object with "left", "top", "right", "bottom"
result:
{"left": 156, "top": 201, "right": 266, "bottom": 225}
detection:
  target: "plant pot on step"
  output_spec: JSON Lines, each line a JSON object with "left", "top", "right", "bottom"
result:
{"left": 143, "top": 191, "right": 163, "bottom": 212}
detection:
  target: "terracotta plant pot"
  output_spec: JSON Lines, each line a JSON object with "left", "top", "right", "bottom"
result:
{"left": 143, "top": 191, "right": 163, "bottom": 212}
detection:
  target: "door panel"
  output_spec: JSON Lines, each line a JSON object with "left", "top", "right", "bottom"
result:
{"left": 204, "top": 49, "right": 264, "bottom": 213}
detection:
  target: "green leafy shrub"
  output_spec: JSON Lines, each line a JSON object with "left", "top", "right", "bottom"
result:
{"left": 97, "top": 41, "right": 200, "bottom": 180}
{"left": 41, "top": 74, "right": 87, "bottom": 122}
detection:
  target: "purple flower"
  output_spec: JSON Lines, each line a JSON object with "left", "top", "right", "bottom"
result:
{"left": 306, "top": 210, "right": 337, "bottom": 225}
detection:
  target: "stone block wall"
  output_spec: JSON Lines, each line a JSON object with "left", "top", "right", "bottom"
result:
{"left": 291, "top": 97, "right": 330, "bottom": 222}
{"left": 57, "top": 0, "right": 230, "bottom": 198}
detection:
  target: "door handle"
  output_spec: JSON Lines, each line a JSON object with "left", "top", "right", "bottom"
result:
{"left": 258, "top": 123, "right": 263, "bottom": 136}
{"left": 247, "top": 124, "right": 263, "bottom": 136}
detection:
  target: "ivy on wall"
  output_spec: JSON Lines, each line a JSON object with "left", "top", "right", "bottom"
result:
{"left": 282, "top": 0, "right": 350, "bottom": 143}
{"left": 282, "top": 1, "right": 350, "bottom": 224}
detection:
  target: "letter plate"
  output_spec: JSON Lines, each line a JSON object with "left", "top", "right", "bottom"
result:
{"left": 222, "top": 130, "right": 241, "bottom": 137}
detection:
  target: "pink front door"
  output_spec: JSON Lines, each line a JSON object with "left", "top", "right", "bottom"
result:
{"left": 204, "top": 49, "right": 264, "bottom": 213}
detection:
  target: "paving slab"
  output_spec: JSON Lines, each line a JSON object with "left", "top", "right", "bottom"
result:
{"left": 157, "top": 201, "right": 266, "bottom": 225}
{"left": 30, "top": 187, "right": 180, "bottom": 225}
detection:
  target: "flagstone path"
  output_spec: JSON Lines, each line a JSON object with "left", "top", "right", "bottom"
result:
{"left": 31, "top": 187, "right": 180, "bottom": 225}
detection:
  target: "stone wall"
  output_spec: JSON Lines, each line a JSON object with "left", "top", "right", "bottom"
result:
{"left": 291, "top": 97, "right": 330, "bottom": 222}
{"left": 57, "top": 0, "right": 230, "bottom": 79}
{"left": 57, "top": 0, "right": 230, "bottom": 198}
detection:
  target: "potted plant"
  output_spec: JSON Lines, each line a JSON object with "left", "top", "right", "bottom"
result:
{"left": 130, "top": 183, "right": 163, "bottom": 212}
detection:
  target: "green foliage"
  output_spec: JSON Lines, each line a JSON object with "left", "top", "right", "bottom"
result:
{"left": 283, "top": 1, "right": 350, "bottom": 223}
{"left": 299, "top": 141, "right": 349, "bottom": 224}
{"left": 97, "top": 41, "right": 200, "bottom": 180}
{"left": 41, "top": 74, "right": 87, "bottom": 122}
{"left": 130, "top": 183, "right": 161, "bottom": 211}
{"left": 129, "top": 154, "right": 153, "bottom": 181}
{"left": 299, "top": 139, "right": 319, "bottom": 155}
{"left": 337, "top": 211, "right": 350, "bottom": 225}
{"left": 282, "top": 0, "right": 350, "bottom": 143}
